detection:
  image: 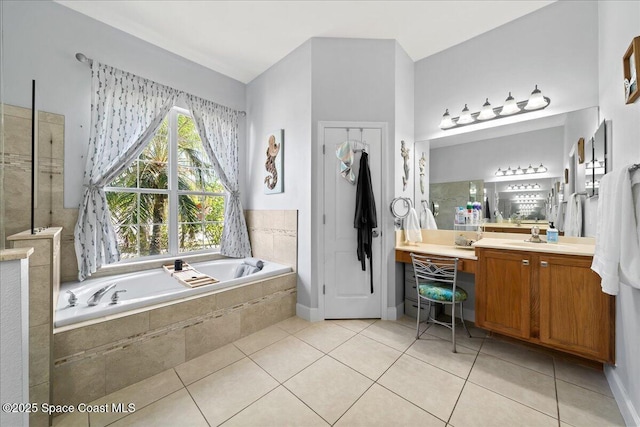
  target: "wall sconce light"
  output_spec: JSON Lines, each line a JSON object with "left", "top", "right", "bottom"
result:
{"left": 495, "top": 164, "right": 547, "bottom": 177}
{"left": 439, "top": 85, "right": 551, "bottom": 130}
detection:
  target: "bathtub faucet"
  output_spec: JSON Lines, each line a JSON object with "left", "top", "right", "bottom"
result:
{"left": 87, "top": 283, "right": 117, "bottom": 306}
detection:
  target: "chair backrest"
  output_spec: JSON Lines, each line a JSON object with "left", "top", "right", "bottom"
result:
{"left": 410, "top": 253, "right": 458, "bottom": 286}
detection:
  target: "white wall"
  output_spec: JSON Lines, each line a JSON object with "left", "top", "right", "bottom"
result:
{"left": 430, "top": 127, "right": 564, "bottom": 184}
{"left": 394, "top": 42, "right": 415, "bottom": 308}
{"left": 0, "top": 258, "right": 29, "bottom": 427}
{"left": 245, "top": 41, "right": 313, "bottom": 307}
{"left": 415, "top": 1, "right": 599, "bottom": 143}
{"left": 3, "top": 1, "right": 246, "bottom": 208}
{"left": 311, "top": 38, "right": 399, "bottom": 315}
{"left": 597, "top": 1, "right": 640, "bottom": 425}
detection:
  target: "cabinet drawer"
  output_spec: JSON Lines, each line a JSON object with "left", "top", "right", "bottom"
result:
{"left": 404, "top": 298, "right": 432, "bottom": 319}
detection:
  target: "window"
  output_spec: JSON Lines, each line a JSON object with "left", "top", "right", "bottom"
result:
{"left": 106, "top": 108, "right": 225, "bottom": 259}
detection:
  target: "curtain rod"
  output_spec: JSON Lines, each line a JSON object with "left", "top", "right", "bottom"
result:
{"left": 75, "top": 52, "right": 247, "bottom": 117}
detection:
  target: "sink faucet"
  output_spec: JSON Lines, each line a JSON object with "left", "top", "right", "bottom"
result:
{"left": 87, "top": 283, "right": 116, "bottom": 306}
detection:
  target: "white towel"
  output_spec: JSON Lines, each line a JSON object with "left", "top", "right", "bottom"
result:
{"left": 243, "top": 258, "right": 264, "bottom": 270}
{"left": 404, "top": 207, "right": 423, "bottom": 243}
{"left": 564, "top": 193, "right": 583, "bottom": 237}
{"left": 555, "top": 201, "right": 566, "bottom": 232}
{"left": 420, "top": 208, "right": 438, "bottom": 230}
{"left": 591, "top": 166, "right": 640, "bottom": 295}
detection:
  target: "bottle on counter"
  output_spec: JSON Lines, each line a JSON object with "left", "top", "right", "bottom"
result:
{"left": 547, "top": 222, "right": 559, "bottom": 244}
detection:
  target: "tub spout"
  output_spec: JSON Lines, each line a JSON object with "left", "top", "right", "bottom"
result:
{"left": 87, "top": 283, "right": 116, "bottom": 306}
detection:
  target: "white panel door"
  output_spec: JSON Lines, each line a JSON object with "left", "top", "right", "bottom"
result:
{"left": 323, "top": 127, "right": 382, "bottom": 319}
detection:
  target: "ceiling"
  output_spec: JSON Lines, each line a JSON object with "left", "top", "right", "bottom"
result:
{"left": 55, "top": 0, "right": 554, "bottom": 84}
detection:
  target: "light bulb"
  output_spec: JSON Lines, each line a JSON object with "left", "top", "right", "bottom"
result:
{"left": 495, "top": 168, "right": 504, "bottom": 176}
{"left": 478, "top": 98, "right": 496, "bottom": 120}
{"left": 515, "top": 166, "right": 524, "bottom": 175}
{"left": 525, "top": 85, "right": 549, "bottom": 110}
{"left": 439, "top": 109, "right": 456, "bottom": 129}
{"left": 500, "top": 92, "right": 521, "bottom": 115}
{"left": 457, "top": 104, "right": 475, "bottom": 125}
{"left": 504, "top": 167, "right": 514, "bottom": 176}
{"left": 536, "top": 163, "right": 547, "bottom": 173}
{"left": 526, "top": 164, "right": 536, "bottom": 174}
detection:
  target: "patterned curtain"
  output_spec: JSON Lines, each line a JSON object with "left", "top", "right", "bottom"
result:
{"left": 185, "top": 94, "right": 251, "bottom": 258}
{"left": 74, "top": 62, "right": 180, "bottom": 280}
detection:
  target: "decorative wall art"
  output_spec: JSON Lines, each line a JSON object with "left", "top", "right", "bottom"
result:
{"left": 623, "top": 36, "right": 640, "bottom": 104}
{"left": 577, "top": 137, "right": 585, "bottom": 164}
{"left": 264, "top": 129, "right": 284, "bottom": 194}
{"left": 400, "top": 140, "right": 410, "bottom": 191}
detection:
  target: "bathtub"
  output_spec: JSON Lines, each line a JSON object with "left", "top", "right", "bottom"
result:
{"left": 55, "top": 258, "right": 292, "bottom": 328}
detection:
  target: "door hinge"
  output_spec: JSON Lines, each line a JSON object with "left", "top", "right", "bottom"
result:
{"left": 323, "top": 284, "right": 326, "bottom": 295}
{"left": 323, "top": 145, "right": 325, "bottom": 154}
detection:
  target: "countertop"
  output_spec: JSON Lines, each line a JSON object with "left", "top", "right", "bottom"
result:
{"left": 472, "top": 238, "right": 595, "bottom": 256}
{"left": 395, "top": 243, "right": 478, "bottom": 260}
{"left": 0, "top": 247, "right": 34, "bottom": 261}
{"left": 7, "top": 226, "right": 62, "bottom": 241}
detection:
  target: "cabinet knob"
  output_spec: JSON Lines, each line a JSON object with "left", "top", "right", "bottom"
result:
{"left": 541, "top": 261, "right": 548, "bottom": 267}
{"left": 522, "top": 260, "right": 530, "bottom": 265}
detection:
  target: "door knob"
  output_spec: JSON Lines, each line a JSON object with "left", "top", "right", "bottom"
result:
{"left": 372, "top": 230, "right": 381, "bottom": 238}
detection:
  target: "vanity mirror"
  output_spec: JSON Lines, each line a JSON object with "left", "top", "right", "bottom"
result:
{"left": 419, "top": 107, "right": 600, "bottom": 230}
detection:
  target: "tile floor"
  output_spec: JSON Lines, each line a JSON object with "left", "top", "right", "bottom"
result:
{"left": 53, "top": 316, "right": 625, "bottom": 427}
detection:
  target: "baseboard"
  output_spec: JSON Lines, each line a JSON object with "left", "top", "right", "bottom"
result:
{"left": 296, "top": 303, "right": 322, "bottom": 322}
{"left": 385, "top": 302, "right": 404, "bottom": 320}
{"left": 605, "top": 365, "right": 640, "bottom": 427}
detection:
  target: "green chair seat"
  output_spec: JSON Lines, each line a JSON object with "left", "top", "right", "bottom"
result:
{"left": 418, "top": 282, "right": 468, "bottom": 302}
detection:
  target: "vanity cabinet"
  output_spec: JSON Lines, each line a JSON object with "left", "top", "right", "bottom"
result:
{"left": 476, "top": 248, "right": 614, "bottom": 363}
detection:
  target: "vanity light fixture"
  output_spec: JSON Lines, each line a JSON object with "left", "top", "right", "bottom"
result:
{"left": 438, "top": 85, "right": 551, "bottom": 130}
{"left": 495, "top": 164, "right": 547, "bottom": 177}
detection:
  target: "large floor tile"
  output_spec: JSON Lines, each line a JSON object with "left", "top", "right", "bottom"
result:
{"left": 175, "top": 343, "right": 245, "bottom": 385}
{"left": 407, "top": 335, "right": 477, "bottom": 378}
{"left": 52, "top": 411, "right": 88, "bottom": 427}
{"left": 275, "top": 316, "right": 312, "bottom": 334}
{"left": 234, "top": 324, "right": 289, "bottom": 355}
{"left": 481, "top": 337, "right": 554, "bottom": 376}
{"left": 336, "top": 384, "right": 445, "bottom": 427}
{"left": 188, "top": 358, "right": 279, "bottom": 426}
{"left": 554, "top": 358, "right": 613, "bottom": 397}
{"left": 89, "top": 369, "right": 184, "bottom": 427}
{"left": 285, "top": 356, "right": 373, "bottom": 424}
{"left": 450, "top": 382, "right": 558, "bottom": 427}
{"left": 328, "top": 318, "right": 376, "bottom": 333}
{"left": 109, "top": 389, "right": 208, "bottom": 427}
{"left": 378, "top": 354, "right": 464, "bottom": 421}
{"left": 556, "top": 380, "right": 625, "bottom": 427}
{"left": 468, "top": 354, "right": 557, "bottom": 417}
{"left": 251, "top": 335, "right": 323, "bottom": 382}
{"left": 222, "top": 386, "right": 328, "bottom": 427}
{"left": 422, "top": 323, "right": 486, "bottom": 351}
{"left": 395, "top": 315, "right": 430, "bottom": 333}
{"left": 295, "top": 322, "right": 356, "bottom": 353}
{"left": 360, "top": 320, "right": 418, "bottom": 352}
{"left": 330, "top": 334, "right": 402, "bottom": 380}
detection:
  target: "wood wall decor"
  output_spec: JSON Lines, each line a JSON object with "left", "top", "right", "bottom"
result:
{"left": 623, "top": 36, "right": 640, "bottom": 104}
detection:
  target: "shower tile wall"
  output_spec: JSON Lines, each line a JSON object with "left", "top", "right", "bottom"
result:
{"left": 2, "top": 104, "right": 79, "bottom": 283}
{"left": 429, "top": 180, "right": 484, "bottom": 230}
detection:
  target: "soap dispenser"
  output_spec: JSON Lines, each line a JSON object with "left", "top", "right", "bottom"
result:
{"left": 547, "top": 222, "right": 559, "bottom": 244}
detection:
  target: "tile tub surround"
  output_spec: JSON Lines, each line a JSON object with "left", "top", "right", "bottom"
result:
{"left": 245, "top": 209, "right": 298, "bottom": 271}
{"left": 52, "top": 272, "right": 296, "bottom": 406}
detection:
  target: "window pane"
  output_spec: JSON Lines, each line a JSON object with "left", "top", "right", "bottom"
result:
{"left": 203, "top": 223, "right": 223, "bottom": 248}
{"left": 139, "top": 193, "right": 168, "bottom": 225}
{"left": 202, "top": 196, "right": 225, "bottom": 221}
{"left": 178, "top": 194, "right": 200, "bottom": 223}
{"left": 110, "top": 162, "right": 138, "bottom": 188}
{"left": 114, "top": 223, "right": 139, "bottom": 259}
{"left": 139, "top": 224, "right": 169, "bottom": 256}
{"left": 179, "top": 223, "right": 203, "bottom": 253}
{"left": 177, "top": 114, "right": 210, "bottom": 167}
{"left": 139, "top": 119, "right": 169, "bottom": 189}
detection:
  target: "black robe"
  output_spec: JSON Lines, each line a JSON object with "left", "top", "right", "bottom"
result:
{"left": 354, "top": 152, "right": 377, "bottom": 293}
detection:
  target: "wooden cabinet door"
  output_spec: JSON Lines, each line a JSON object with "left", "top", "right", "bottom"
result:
{"left": 538, "top": 254, "right": 615, "bottom": 363}
{"left": 477, "top": 249, "right": 531, "bottom": 339}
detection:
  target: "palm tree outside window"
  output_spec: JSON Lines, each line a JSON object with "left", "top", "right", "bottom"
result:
{"left": 106, "top": 107, "right": 225, "bottom": 259}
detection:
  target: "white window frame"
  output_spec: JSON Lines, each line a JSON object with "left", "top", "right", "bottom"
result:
{"left": 105, "top": 106, "right": 226, "bottom": 262}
